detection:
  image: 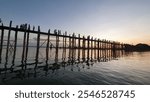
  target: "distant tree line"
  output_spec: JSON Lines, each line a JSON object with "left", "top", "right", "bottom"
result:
{"left": 124, "top": 43, "right": 150, "bottom": 51}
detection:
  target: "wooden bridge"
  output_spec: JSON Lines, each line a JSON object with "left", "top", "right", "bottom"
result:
{"left": 0, "top": 21, "right": 125, "bottom": 65}
{"left": 0, "top": 20, "right": 128, "bottom": 80}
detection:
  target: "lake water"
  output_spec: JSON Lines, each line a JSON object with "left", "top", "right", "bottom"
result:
{"left": 0, "top": 47, "right": 150, "bottom": 85}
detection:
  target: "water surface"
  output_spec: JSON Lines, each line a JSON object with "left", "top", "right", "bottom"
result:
{"left": 0, "top": 47, "right": 150, "bottom": 85}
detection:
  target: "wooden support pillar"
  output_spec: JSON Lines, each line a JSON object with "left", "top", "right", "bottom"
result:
{"left": 107, "top": 40, "right": 110, "bottom": 57}
{"left": 11, "top": 25, "right": 18, "bottom": 70}
{"left": 98, "top": 39, "right": 100, "bottom": 59}
{"left": 21, "top": 24, "right": 27, "bottom": 64}
{"left": 55, "top": 30, "right": 59, "bottom": 63}
{"left": 110, "top": 41, "right": 113, "bottom": 50}
{"left": 13, "top": 25, "right": 19, "bottom": 56}
{"left": 101, "top": 40, "right": 103, "bottom": 59}
{"left": 62, "top": 31, "right": 67, "bottom": 62}
{"left": 64, "top": 31, "right": 67, "bottom": 60}
{"left": 104, "top": 40, "right": 106, "bottom": 50}
{"left": 64, "top": 32, "right": 67, "bottom": 49}
{"left": 91, "top": 37, "right": 93, "bottom": 60}
{"left": 105, "top": 40, "right": 108, "bottom": 58}
{"left": 101, "top": 39, "right": 103, "bottom": 50}
{"left": 94, "top": 38, "right": 96, "bottom": 59}
{"left": 74, "top": 34, "right": 76, "bottom": 49}
{"left": 78, "top": 34, "right": 81, "bottom": 49}
{"left": 78, "top": 34, "right": 80, "bottom": 61}
{"left": 121, "top": 43, "right": 124, "bottom": 50}
{"left": 0, "top": 23, "right": 4, "bottom": 63}
{"left": 99, "top": 40, "right": 101, "bottom": 59}
{"left": 87, "top": 36, "right": 90, "bottom": 60}
{"left": 113, "top": 41, "right": 116, "bottom": 51}
{"left": 25, "top": 25, "right": 30, "bottom": 63}
{"left": 104, "top": 40, "right": 106, "bottom": 59}
{"left": 70, "top": 33, "right": 73, "bottom": 64}
{"left": 62, "top": 32, "right": 65, "bottom": 61}
{"left": 82, "top": 36, "right": 85, "bottom": 61}
{"left": 35, "top": 26, "right": 41, "bottom": 68}
{"left": 74, "top": 34, "right": 76, "bottom": 62}
{"left": 5, "top": 21, "right": 12, "bottom": 64}
{"left": 108, "top": 41, "right": 110, "bottom": 50}
{"left": 108, "top": 41, "right": 110, "bottom": 58}
{"left": 68, "top": 35, "right": 71, "bottom": 61}
{"left": 72, "top": 33, "right": 76, "bottom": 62}
{"left": 46, "top": 29, "right": 50, "bottom": 64}
{"left": 99, "top": 40, "right": 101, "bottom": 50}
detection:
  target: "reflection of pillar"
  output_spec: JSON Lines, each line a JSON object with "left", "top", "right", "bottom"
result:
{"left": 113, "top": 49, "right": 117, "bottom": 58}
{"left": 0, "top": 23, "right": 4, "bottom": 63}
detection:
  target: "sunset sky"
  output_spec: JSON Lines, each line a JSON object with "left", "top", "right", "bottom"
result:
{"left": 0, "top": 0, "right": 150, "bottom": 45}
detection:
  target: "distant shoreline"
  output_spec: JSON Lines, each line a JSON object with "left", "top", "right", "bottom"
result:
{"left": 125, "top": 43, "right": 150, "bottom": 51}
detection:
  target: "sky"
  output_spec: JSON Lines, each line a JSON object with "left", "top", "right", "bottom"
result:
{"left": 0, "top": 0, "right": 150, "bottom": 45}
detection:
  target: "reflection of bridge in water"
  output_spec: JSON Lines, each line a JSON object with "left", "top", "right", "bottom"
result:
{"left": 0, "top": 21, "right": 127, "bottom": 83}
{"left": 0, "top": 48, "right": 125, "bottom": 83}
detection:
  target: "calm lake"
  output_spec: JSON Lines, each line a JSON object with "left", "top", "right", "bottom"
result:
{"left": 0, "top": 47, "right": 150, "bottom": 85}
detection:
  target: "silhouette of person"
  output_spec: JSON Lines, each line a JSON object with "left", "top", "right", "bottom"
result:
{"left": 20, "top": 24, "right": 23, "bottom": 29}
{"left": 54, "top": 29, "right": 57, "bottom": 34}
{"left": 33, "top": 26, "right": 35, "bottom": 31}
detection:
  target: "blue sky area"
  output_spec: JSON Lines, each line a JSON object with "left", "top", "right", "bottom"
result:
{"left": 0, "top": 0, "right": 150, "bottom": 45}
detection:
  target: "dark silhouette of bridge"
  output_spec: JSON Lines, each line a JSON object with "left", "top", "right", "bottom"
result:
{"left": 0, "top": 21, "right": 125, "bottom": 64}
{"left": 1, "top": 20, "right": 149, "bottom": 84}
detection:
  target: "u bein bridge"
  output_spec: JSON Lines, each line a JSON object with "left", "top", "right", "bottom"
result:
{"left": 0, "top": 21, "right": 129, "bottom": 80}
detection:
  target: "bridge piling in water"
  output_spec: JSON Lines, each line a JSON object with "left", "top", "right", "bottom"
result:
{"left": 5, "top": 21, "right": 12, "bottom": 65}
{"left": 0, "top": 23, "right": 4, "bottom": 63}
